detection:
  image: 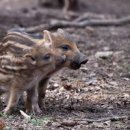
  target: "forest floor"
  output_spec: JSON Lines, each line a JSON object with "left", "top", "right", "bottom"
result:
{"left": 0, "top": 0, "right": 130, "bottom": 129}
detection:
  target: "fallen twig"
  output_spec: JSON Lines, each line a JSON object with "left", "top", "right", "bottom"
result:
{"left": 74, "top": 13, "right": 106, "bottom": 22}
{"left": 25, "top": 15, "right": 130, "bottom": 33}
{"left": 61, "top": 120, "right": 78, "bottom": 127}
{"left": 75, "top": 116, "right": 128, "bottom": 123}
{"left": 20, "top": 110, "right": 31, "bottom": 121}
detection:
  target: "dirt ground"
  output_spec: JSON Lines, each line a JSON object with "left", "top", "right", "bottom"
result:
{"left": 0, "top": 0, "right": 130, "bottom": 130}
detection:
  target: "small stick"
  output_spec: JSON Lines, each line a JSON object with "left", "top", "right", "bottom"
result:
{"left": 75, "top": 116, "right": 129, "bottom": 123}
{"left": 24, "top": 15, "right": 130, "bottom": 33}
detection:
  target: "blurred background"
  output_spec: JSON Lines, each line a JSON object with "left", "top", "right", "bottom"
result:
{"left": 0, "top": 0, "right": 130, "bottom": 130}
{"left": 0, "top": 0, "right": 130, "bottom": 28}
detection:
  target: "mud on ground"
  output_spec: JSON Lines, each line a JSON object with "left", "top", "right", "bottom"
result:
{"left": 0, "top": 0, "right": 130, "bottom": 130}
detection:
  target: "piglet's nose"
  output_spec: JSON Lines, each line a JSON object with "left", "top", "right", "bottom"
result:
{"left": 80, "top": 58, "right": 88, "bottom": 65}
{"left": 79, "top": 52, "right": 88, "bottom": 65}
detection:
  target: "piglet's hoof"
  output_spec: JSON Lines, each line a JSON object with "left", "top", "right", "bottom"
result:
{"left": 2, "top": 108, "right": 11, "bottom": 115}
{"left": 25, "top": 108, "right": 32, "bottom": 114}
{"left": 32, "top": 105, "right": 42, "bottom": 115}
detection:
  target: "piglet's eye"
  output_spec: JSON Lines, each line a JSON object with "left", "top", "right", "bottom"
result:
{"left": 43, "top": 54, "right": 51, "bottom": 60}
{"left": 61, "top": 45, "right": 70, "bottom": 51}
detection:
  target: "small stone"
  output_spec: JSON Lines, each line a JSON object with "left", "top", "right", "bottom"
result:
{"left": 52, "top": 122, "right": 61, "bottom": 127}
{"left": 53, "top": 83, "right": 59, "bottom": 88}
{"left": 80, "top": 66, "right": 88, "bottom": 72}
{"left": 123, "top": 93, "right": 130, "bottom": 99}
{"left": 86, "top": 79, "right": 98, "bottom": 85}
{"left": 95, "top": 51, "right": 113, "bottom": 59}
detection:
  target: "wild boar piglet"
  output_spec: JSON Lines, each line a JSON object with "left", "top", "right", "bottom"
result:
{"left": 0, "top": 39, "right": 65, "bottom": 114}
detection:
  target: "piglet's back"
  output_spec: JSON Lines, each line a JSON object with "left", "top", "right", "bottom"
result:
{"left": 0, "top": 32, "right": 37, "bottom": 73}
{"left": 0, "top": 31, "right": 36, "bottom": 57}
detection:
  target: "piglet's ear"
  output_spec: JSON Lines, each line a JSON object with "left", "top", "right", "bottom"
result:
{"left": 57, "top": 28, "right": 65, "bottom": 36}
{"left": 24, "top": 54, "right": 36, "bottom": 65}
{"left": 43, "top": 30, "right": 53, "bottom": 49}
{"left": 43, "top": 30, "right": 53, "bottom": 43}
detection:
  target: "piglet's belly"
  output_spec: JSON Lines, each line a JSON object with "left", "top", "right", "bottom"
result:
{"left": 24, "top": 77, "right": 39, "bottom": 90}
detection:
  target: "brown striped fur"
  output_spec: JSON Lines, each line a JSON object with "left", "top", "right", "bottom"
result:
{"left": 0, "top": 33, "right": 65, "bottom": 114}
{"left": 1, "top": 29, "right": 87, "bottom": 113}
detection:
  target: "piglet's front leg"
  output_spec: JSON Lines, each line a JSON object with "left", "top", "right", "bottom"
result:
{"left": 3, "top": 86, "right": 22, "bottom": 115}
{"left": 26, "top": 86, "right": 42, "bottom": 114}
{"left": 38, "top": 78, "right": 49, "bottom": 108}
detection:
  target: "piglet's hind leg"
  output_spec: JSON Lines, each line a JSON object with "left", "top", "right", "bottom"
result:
{"left": 3, "top": 87, "right": 22, "bottom": 115}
